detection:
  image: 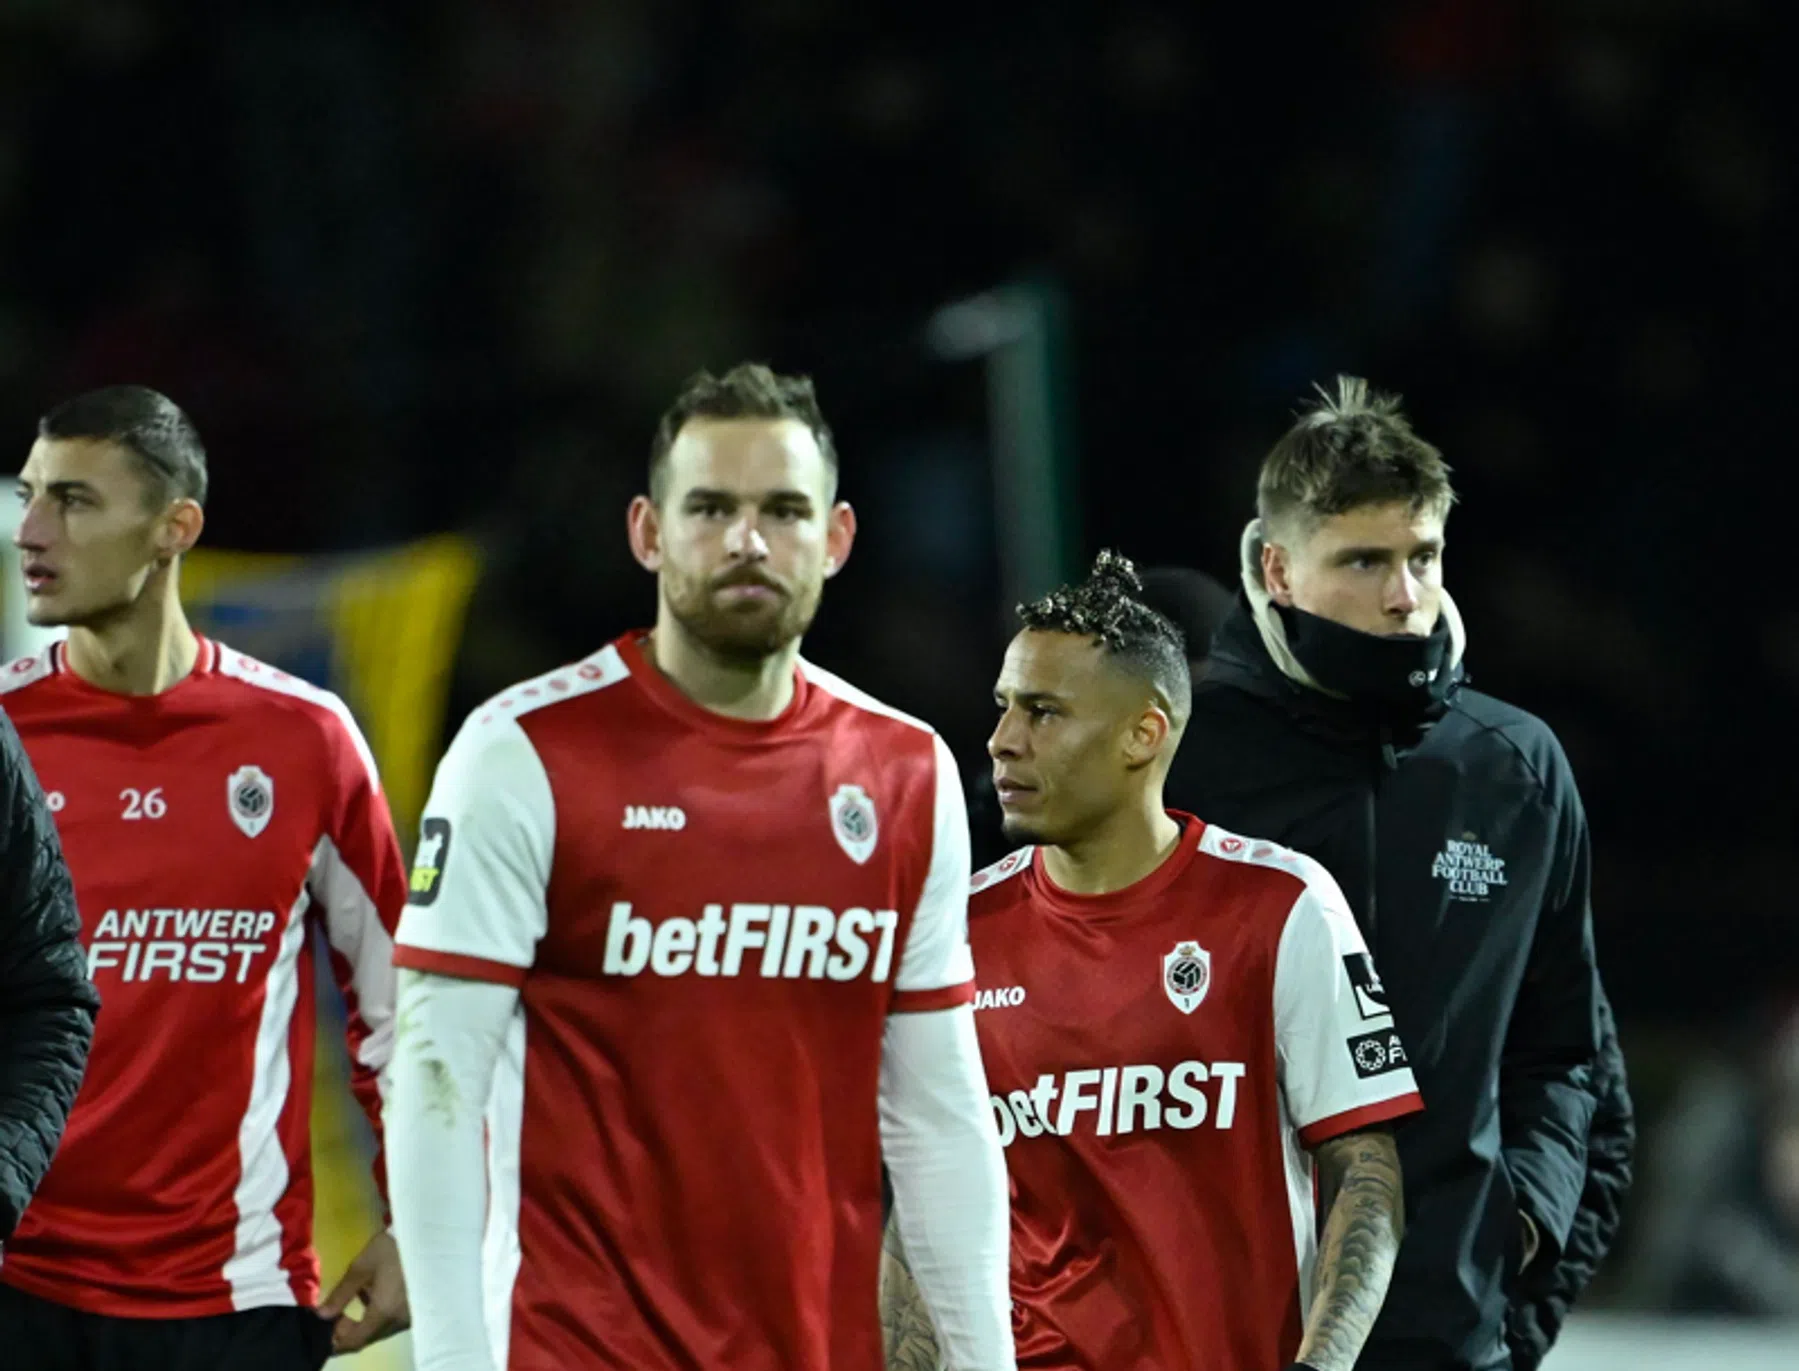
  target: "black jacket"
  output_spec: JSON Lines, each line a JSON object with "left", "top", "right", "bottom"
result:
{"left": 1167, "top": 595, "right": 1604, "bottom": 1371}
{"left": 1506, "top": 986, "right": 1634, "bottom": 1370}
{"left": 0, "top": 708, "right": 97, "bottom": 1239}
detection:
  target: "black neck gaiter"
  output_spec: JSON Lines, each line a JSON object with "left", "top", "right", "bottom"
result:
{"left": 1277, "top": 604, "right": 1459, "bottom": 713}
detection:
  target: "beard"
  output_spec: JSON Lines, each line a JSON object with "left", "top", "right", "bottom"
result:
{"left": 662, "top": 562, "right": 824, "bottom": 663}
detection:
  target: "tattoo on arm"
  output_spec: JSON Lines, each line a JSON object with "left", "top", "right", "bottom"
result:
{"left": 879, "top": 1214, "right": 944, "bottom": 1371}
{"left": 1297, "top": 1128, "right": 1406, "bottom": 1371}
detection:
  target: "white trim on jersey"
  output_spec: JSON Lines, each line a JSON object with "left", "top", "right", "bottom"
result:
{"left": 797, "top": 658, "right": 934, "bottom": 734}
{"left": 1270, "top": 884, "right": 1420, "bottom": 1141}
{"left": 215, "top": 645, "right": 382, "bottom": 791}
{"left": 311, "top": 834, "right": 398, "bottom": 1086}
{"left": 969, "top": 846, "right": 1032, "bottom": 896}
{"left": 395, "top": 716, "right": 557, "bottom": 977}
{"left": 891, "top": 733, "right": 976, "bottom": 1003}
{"left": 222, "top": 883, "right": 313, "bottom": 1309}
{"left": 0, "top": 648, "right": 57, "bottom": 694}
{"left": 483, "top": 643, "right": 630, "bottom": 724}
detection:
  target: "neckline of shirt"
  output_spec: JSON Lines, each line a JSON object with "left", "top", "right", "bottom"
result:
{"left": 49, "top": 635, "right": 219, "bottom": 705}
{"left": 617, "top": 631, "right": 814, "bottom": 741}
{"left": 1027, "top": 812, "right": 1206, "bottom": 920}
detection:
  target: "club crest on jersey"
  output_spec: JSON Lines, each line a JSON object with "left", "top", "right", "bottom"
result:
{"left": 829, "top": 784, "right": 879, "bottom": 865}
{"left": 1162, "top": 940, "right": 1211, "bottom": 1014}
{"left": 227, "top": 765, "right": 274, "bottom": 838}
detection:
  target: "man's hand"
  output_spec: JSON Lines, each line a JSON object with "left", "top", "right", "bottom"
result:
{"left": 319, "top": 1229, "right": 411, "bottom": 1354}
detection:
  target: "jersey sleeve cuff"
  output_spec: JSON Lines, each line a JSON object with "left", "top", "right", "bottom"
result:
{"left": 1297, "top": 1090, "right": 1424, "bottom": 1149}
{"left": 393, "top": 945, "right": 529, "bottom": 988}
{"left": 889, "top": 979, "right": 976, "bottom": 1013}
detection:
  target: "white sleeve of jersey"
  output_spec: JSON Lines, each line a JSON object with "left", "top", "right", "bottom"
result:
{"left": 880, "top": 1003, "right": 1017, "bottom": 1371}
{"left": 1274, "top": 875, "right": 1423, "bottom": 1149}
{"left": 394, "top": 714, "right": 553, "bottom": 983}
{"left": 388, "top": 969, "right": 518, "bottom": 1371}
{"left": 890, "top": 733, "right": 976, "bottom": 1011}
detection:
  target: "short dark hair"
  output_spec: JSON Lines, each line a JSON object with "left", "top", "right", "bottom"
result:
{"left": 648, "top": 363, "right": 838, "bottom": 504}
{"left": 1018, "top": 550, "right": 1191, "bottom": 726}
{"left": 1258, "top": 376, "right": 1454, "bottom": 541}
{"left": 39, "top": 385, "right": 208, "bottom": 507}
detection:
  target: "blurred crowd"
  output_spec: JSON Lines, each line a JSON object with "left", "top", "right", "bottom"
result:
{"left": 0, "top": 0, "right": 1792, "bottom": 1318}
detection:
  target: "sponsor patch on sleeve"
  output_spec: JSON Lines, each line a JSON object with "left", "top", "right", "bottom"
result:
{"left": 1347, "top": 1028, "right": 1409, "bottom": 1079}
{"left": 1343, "top": 952, "right": 1391, "bottom": 1020}
{"left": 408, "top": 817, "right": 452, "bottom": 907}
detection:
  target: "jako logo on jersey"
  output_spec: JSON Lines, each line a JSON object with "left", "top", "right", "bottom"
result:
{"left": 227, "top": 765, "right": 274, "bottom": 839}
{"left": 86, "top": 907, "right": 281, "bottom": 984}
{"left": 409, "top": 818, "right": 452, "bottom": 906}
{"left": 623, "top": 805, "right": 687, "bottom": 831}
{"left": 990, "top": 1060, "right": 1248, "bottom": 1146}
{"left": 1430, "top": 833, "right": 1509, "bottom": 903}
{"left": 1162, "top": 940, "right": 1211, "bottom": 1014}
{"left": 1347, "top": 1029, "right": 1409, "bottom": 1079}
{"left": 603, "top": 902, "right": 899, "bottom": 982}
{"left": 974, "top": 985, "right": 1027, "bottom": 1011}
{"left": 829, "top": 784, "right": 878, "bottom": 865}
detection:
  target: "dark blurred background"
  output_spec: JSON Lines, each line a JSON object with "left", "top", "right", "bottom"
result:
{"left": 2, "top": 0, "right": 1795, "bottom": 1343}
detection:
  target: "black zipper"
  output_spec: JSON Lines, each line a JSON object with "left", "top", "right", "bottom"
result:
{"left": 1365, "top": 722, "right": 1398, "bottom": 949}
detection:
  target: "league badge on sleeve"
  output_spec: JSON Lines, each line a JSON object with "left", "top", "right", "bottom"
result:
{"left": 1343, "top": 952, "right": 1390, "bottom": 1020}
{"left": 1163, "top": 940, "right": 1211, "bottom": 1014}
{"left": 409, "top": 818, "right": 452, "bottom": 906}
{"left": 227, "top": 765, "right": 275, "bottom": 838}
{"left": 829, "top": 784, "right": 879, "bottom": 865}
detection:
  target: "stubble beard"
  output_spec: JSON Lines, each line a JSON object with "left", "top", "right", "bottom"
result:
{"left": 663, "top": 567, "right": 824, "bottom": 664}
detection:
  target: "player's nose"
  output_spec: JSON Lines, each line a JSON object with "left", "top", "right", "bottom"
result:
{"left": 988, "top": 710, "right": 1025, "bottom": 760}
{"left": 1385, "top": 567, "right": 1421, "bottom": 615}
{"left": 722, "top": 513, "right": 769, "bottom": 560}
{"left": 14, "top": 497, "right": 52, "bottom": 551}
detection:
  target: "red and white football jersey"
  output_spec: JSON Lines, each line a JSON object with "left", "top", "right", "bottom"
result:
{"left": 968, "top": 816, "right": 1423, "bottom": 1371}
{"left": 393, "top": 632, "right": 975, "bottom": 1371}
{"left": 0, "top": 637, "right": 406, "bottom": 1317}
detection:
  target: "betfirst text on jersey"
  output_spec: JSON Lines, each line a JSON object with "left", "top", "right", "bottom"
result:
{"left": 989, "top": 1059, "right": 1250, "bottom": 1144}
{"left": 600, "top": 901, "right": 900, "bottom": 982}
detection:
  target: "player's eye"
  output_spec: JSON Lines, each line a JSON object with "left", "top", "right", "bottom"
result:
{"left": 1028, "top": 704, "right": 1058, "bottom": 722}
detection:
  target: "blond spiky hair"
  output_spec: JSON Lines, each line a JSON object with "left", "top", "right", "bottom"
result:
{"left": 1258, "top": 375, "right": 1456, "bottom": 537}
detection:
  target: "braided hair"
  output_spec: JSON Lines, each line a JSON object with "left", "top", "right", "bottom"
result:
{"left": 1017, "top": 550, "right": 1192, "bottom": 725}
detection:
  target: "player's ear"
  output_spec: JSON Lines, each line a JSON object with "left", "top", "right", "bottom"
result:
{"left": 823, "top": 501, "right": 856, "bottom": 579}
{"left": 1123, "top": 703, "right": 1171, "bottom": 769}
{"left": 1262, "top": 539, "right": 1294, "bottom": 607}
{"left": 627, "top": 495, "right": 663, "bottom": 573}
{"left": 161, "top": 499, "right": 204, "bottom": 563}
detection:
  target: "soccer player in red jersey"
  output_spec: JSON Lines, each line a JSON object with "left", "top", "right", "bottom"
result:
{"left": 0, "top": 387, "right": 410, "bottom": 1369}
{"left": 388, "top": 364, "right": 1014, "bottom": 1371}
{"left": 882, "top": 551, "right": 1422, "bottom": 1371}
